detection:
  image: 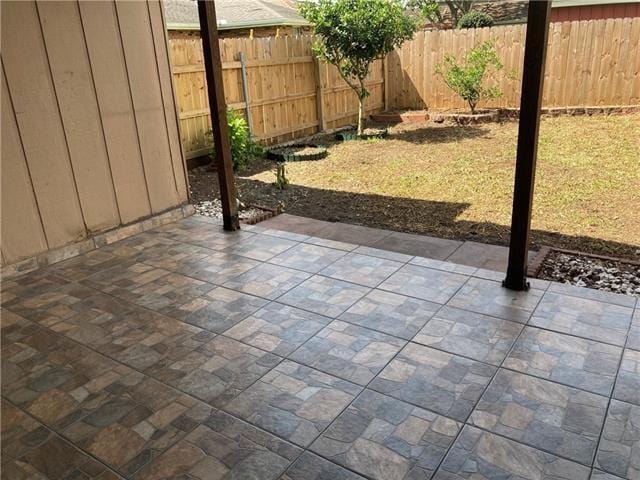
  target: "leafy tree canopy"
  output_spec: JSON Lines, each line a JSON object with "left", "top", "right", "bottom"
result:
{"left": 300, "top": 0, "right": 415, "bottom": 134}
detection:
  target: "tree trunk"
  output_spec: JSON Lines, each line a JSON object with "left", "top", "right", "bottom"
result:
{"left": 357, "top": 96, "right": 366, "bottom": 136}
{"left": 469, "top": 100, "right": 476, "bottom": 115}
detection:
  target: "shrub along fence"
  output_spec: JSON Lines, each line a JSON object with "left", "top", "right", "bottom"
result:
{"left": 170, "top": 17, "right": 640, "bottom": 158}
{"left": 170, "top": 35, "right": 383, "bottom": 157}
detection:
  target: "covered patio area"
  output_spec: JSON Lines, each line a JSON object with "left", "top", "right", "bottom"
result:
{"left": 2, "top": 215, "right": 638, "bottom": 479}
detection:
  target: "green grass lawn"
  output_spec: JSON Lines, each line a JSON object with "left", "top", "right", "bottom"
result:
{"left": 243, "top": 113, "right": 640, "bottom": 258}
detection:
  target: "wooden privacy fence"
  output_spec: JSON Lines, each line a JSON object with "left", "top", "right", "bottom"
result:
{"left": 170, "top": 17, "right": 640, "bottom": 158}
{"left": 170, "top": 35, "right": 383, "bottom": 158}
{"left": 388, "top": 17, "right": 640, "bottom": 110}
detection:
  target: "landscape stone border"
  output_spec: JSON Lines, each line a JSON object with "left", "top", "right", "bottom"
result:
{"left": 266, "top": 144, "right": 328, "bottom": 162}
{"left": 528, "top": 245, "right": 640, "bottom": 278}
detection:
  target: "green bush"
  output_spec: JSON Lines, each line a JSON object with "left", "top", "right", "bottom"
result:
{"left": 207, "top": 110, "right": 262, "bottom": 171}
{"left": 435, "top": 40, "right": 503, "bottom": 114}
{"left": 457, "top": 11, "right": 494, "bottom": 29}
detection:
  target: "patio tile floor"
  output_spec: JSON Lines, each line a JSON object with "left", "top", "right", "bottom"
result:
{"left": 2, "top": 214, "right": 639, "bottom": 480}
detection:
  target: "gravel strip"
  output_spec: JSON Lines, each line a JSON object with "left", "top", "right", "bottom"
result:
{"left": 539, "top": 250, "right": 640, "bottom": 297}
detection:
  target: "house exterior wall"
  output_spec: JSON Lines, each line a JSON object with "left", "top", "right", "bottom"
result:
{"left": 1, "top": 0, "right": 189, "bottom": 266}
{"left": 551, "top": 2, "right": 640, "bottom": 21}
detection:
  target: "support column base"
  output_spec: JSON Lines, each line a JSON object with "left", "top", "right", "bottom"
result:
{"left": 502, "top": 268, "right": 530, "bottom": 291}
{"left": 223, "top": 213, "right": 240, "bottom": 231}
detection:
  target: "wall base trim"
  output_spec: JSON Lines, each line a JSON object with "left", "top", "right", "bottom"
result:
{"left": 1, "top": 204, "right": 195, "bottom": 279}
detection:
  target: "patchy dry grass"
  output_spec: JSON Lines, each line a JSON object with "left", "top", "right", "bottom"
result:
{"left": 237, "top": 114, "right": 640, "bottom": 258}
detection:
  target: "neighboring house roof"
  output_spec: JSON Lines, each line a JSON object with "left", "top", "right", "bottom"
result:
{"left": 164, "top": 0, "right": 308, "bottom": 30}
{"left": 434, "top": 0, "right": 638, "bottom": 27}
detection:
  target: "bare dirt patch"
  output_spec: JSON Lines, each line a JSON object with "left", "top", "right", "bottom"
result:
{"left": 190, "top": 114, "right": 640, "bottom": 259}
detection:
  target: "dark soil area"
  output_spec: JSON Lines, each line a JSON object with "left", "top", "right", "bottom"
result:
{"left": 189, "top": 114, "right": 640, "bottom": 260}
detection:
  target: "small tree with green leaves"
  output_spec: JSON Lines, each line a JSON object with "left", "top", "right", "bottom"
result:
{"left": 407, "top": 0, "right": 474, "bottom": 29}
{"left": 300, "top": 0, "right": 415, "bottom": 135}
{"left": 435, "top": 41, "right": 503, "bottom": 114}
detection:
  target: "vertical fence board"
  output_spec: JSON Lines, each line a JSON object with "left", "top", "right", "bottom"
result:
{"left": 170, "top": 18, "right": 640, "bottom": 158}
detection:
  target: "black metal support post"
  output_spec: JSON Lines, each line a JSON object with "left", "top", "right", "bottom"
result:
{"left": 503, "top": 0, "right": 552, "bottom": 291}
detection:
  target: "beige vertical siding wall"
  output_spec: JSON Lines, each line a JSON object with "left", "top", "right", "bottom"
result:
{"left": 1, "top": 0, "right": 188, "bottom": 266}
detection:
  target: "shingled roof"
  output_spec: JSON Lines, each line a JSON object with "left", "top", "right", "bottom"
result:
{"left": 164, "top": 0, "right": 308, "bottom": 30}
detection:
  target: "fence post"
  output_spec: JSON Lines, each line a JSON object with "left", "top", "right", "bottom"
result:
{"left": 314, "top": 57, "right": 327, "bottom": 131}
{"left": 238, "top": 51, "right": 253, "bottom": 137}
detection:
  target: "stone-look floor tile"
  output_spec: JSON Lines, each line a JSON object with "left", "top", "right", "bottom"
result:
{"left": 448, "top": 277, "right": 544, "bottom": 323}
{"left": 469, "top": 369, "right": 608, "bottom": 465}
{"left": 1, "top": 270, "right": 70, "bottom": 306}
{"left": 259, "top": 227, "right": 311, "bottom": 242}
{"left": 472, "top": 268, "right": 551, "bottom": 291}
{"left": 86, "top": 311, "right": 214, "bottom": 373}
{"left": 83, "top": 262, "right": 216, "bottom": 317}
{"left": 223, "top": 233, "right": 297, "bottom": 261}
{"left": 136, "top": 241, "right": 212, "bottom": 271}
{"left": 63, "top": 374, "right": 212, "bottom": 477}
{"left": 172, "top": 251, "right": 260, "bottom": 284}
{"left": 226, "top": 360, "right": 361, "bottom": 446}
{"left": 410, "top": 257, "right": 477, "bottom": 275}
{"left": 591, "top": 470, "right": 626, "bottom": 480}
{"left": 222, "top": 263, "right": 311, "bottom": 300}
{"left": 178, "top": 286, "right": 268, "bottom": 333}
{"left": 278, "top": 276, "right": 370, "bottom": 318}
{"left": 353, "top": 245, "right": 413, "bottom": 263}
{"left": 627, "top": 309, "right": 640, "bottom": 351}
{"left": 134, "top": 411, "right": 302, "bottom": 480}
{"left": 370, "top": 343, "right": 496, "bottom": 421}
{"left": 224, "top": 303, "right": 331, "bottom": 356}
{"left": 445, "top": 241, "right": 512, "bottom": 272}
{"left": 50, "top": 249, "right": 136, "bottom": 283}
{"left": 281, "top": 452, "right": 366, "bottom": 480}
{"left": 379, "top": 264, "right": 468, "bottom": 304}
{"left": 530, "top": 292, "right": 633, "bottom": 346}
{"left": 6, "top": 282, "right": 214, "bottom": 371}
{"left": 613, "top": 349, "right": 640, "bottom": 406}
{"left": 595, "top": 400, "right": 640, "bottom": 480}
{"left": 371, "top": 231, "right": 461, "bottom": 260}
{"left": 3, "top": 281, "right": 105, "bottom": 328}
{"left": 290, "top": 320, "right": 405, "bottom": 385}
{"left": 48, "top": 232, "right": 178, "bottom": 282}
{"left": 548, "top": 282, "right": 637, "bottom": 308}
{"left": 306, "top": 236, "right": 359, "bottom": 251}
{"left": 321, "top": 253, "right": 404, "bottom": 288}
{"left": 1, "top": 401, "right": 124, "bottom": 480}
{"left": 504, "top": 327, "right": 622, "bottom": 395}
{"left": 1, "top": 309, "right": 40, "bottom": 345}
{"left": 340, "top": 289, "right": 439, "bottom": 340}
{"left": 435, "top": 426, "right": 591, "bottom": 480}
{"left": 153, "top": 218, "right": 255, "bottom": 250}
{"left": 2, "top": 329, "right": 119, "bottom": 411}
{"left": 160, "top": 336, "right": 281, "bottom": 407}
{"left": 311, "top": 389, "right": 461, "bottom": 480}
{"left": 1, "top": 329, "right": 212, "bottom": 476}
{"left": 414, "top": 306, "right": 523, "bottom": 365}
{"left": 269, "top": 243, "right": 347, "bottom": 273}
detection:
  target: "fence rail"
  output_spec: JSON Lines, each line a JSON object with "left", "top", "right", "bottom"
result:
{"left": 170, "top": 35, "right": 383, "bottom": 157}
{"left": 387, "top": 17, "right": 640, "bottom": 110}
{"left": 169, "top": 17, "right": 640, "bottom": 159}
